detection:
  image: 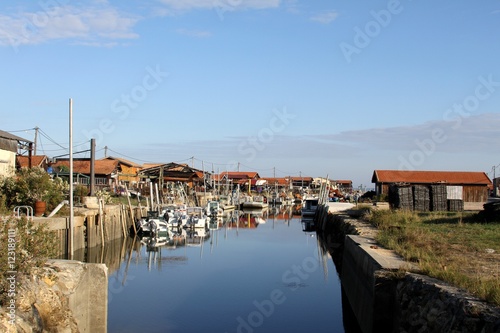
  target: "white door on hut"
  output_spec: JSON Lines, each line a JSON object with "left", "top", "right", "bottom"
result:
{"left": 446, "top": 186, "right": 463, "bottom": 200}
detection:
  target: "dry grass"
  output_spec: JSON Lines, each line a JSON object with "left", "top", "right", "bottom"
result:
{"left": 365, "top": 209, "right": 500, "bottom": 306}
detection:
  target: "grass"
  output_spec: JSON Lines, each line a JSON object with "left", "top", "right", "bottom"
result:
{"left": 364, "top": 209, "right": 500, "bottom": 306}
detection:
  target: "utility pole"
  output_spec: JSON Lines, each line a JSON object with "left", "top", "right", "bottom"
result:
{"left": 104, "top": 146, "right": 108, "bottom": 157}
{"left": 69, "top": 98, "right": 74, "bottom": 260}
{"left": 33, "top": 126, "right": 39, "bottom": 155}
{"left": 90, "top": 138, "right": 96, "bottom": 196}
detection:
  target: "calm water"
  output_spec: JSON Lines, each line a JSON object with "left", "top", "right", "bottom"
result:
{"left": 104, "top": 209, "right": 348, "bottom": 333}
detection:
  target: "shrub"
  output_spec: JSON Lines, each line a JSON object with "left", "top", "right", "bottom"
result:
{"left": 0, "top": 216, "right": 58, "bottom": 305}
{"left": 0, "top": 168, "right": 68, "bottom": 213}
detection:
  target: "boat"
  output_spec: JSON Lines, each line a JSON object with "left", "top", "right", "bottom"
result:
{"left": 185, "top": 207, "right": 208, "bottom": 228}
{"left": 141, "top": 234, "right": 170, "bottom": 249}
{"left": 301, "top": 197, "right": 319, "bottom": 219}
{"left": 206, "top": 200, "right": 223, "bottom": 217}
{"left": 133, "top": 210, "right": 169, "bottom": 236}
{"left": 241, "top": 195, "right": 269, "bottom": 209}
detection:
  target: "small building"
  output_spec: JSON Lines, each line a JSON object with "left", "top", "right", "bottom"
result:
{"left": 333, "top": 180, "right": 353, "bottom": 193}
{"left": 52, "top": 158, "right": 120, "bottom": 192}
{"left": 289, "top": 176, "right": 314, "bottom": 189}
{"left": 215, "top": 171, "right": 262, "bottom": 192}
{"left": 372, "top": 170, "right": 492, "bottom": 210}
{"left": 138, "top": 162, "right": 206, "bottom": 189}
{"left": 101, "top": 156, "right": 142, "bottom": 187}
{"left": 17, "top": 155, "right": 50, "bottom": 170}
{"left": 0, "top": 130, "right": 33, "bottom": 177}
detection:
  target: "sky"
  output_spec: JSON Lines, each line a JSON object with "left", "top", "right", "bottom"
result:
{"left": 1, "top": 0, "right": 500, "bottom": 189}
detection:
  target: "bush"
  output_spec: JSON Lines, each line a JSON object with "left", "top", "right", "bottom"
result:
{"left": 0, "top": 216, "right": 58, "bottom": 305}
{"left": 0, "top": 168, "right": 68, "bottom": 213}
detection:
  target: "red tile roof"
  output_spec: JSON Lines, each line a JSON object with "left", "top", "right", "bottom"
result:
{"left": 289, "top": 176, "right": 314, "bottom": 182}
{"left": 16, "top": 155, "right": 48, "bottom": 168}
{"left": 372, "top": 170, "right": 491, "bottom": 185}
{"left": 52, "top": 159, "right": 119, "bottom": 175}
{"left": 101, "top": 156, "right": 141, "bottom": 168}
{"left": 218, "top": 172, "right": 260, "bottom": 180}
{"left": 261, "top": 177, "right": 289, "bottom": 185}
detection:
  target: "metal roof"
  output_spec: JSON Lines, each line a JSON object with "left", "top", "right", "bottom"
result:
{"left": 372, "top": 170, "right": 492, "bottom": 185}
{"left": 0, "top": 129, "right": 32, "bottom": 143}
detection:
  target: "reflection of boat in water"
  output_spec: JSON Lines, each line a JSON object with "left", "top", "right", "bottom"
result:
{"left": 141, "top": 234, "right": 170, "bottom": 250}
{"left": 301, "top": 198, "right": 319, "bottom": 219}
{"left": 185, "top": 226, "right": 210, "bottom": 246}
{"left": 225, "top": 210, "right": 265, "bottom": 228}
{"left": 301, "top": 218, "right": 316, "bottom": 232}
{"left": 208, "top": 216, "right": 222, "bottom": 230}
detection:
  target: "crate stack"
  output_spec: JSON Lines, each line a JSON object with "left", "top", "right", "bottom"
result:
{"left": 447, "top": 199, "right": 464, "bottom": 212}
{"left": 413, "top": 185, "right": 430, "bottom": 211}
{"left": 389, "top": 184, "right": 413, "bottom": 210}
{"left": 430, "top": 185, "right": 447, "bottom": 211}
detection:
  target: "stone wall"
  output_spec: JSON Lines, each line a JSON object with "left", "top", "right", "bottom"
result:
{"left": 0, "top": 259, "right": 108, "bottom": 333}
{"left": 394, "top": 273, "right": 500, "bottom": 332}
{"left": 318, "top": 208, "right": 500, "bottom": 333}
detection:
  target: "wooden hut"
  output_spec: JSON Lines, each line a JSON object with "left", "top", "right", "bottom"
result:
{"left": 372, "top": 170, "right": 492, "bottom": 210}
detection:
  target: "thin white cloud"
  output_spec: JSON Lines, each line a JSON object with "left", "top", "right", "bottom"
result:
{"left": 312, "top": 113, "right": 500, "bottom": 154}
{"left": 310, "top": 10, "right": 338, "bottom": 24}
{"left": 0, "top": 4, "right": 140, "bottom": 48}
{"left": 176, "top": 28, "right": 212, "bottom": 38}
{"left": 158, "top": 0, "right": 280, "bottom": 11}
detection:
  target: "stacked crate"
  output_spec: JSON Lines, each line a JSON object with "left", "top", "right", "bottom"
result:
{"left": 413, "top": 185, "right": 430, "bottom": 211}
{"left": 389, "top": 184, "right": 413, "bottom": 210}
{"left": 447, "top": 199, "right": 464, "bottom": 212}
{"left": 430, "top": 184, "right": 447, "bottom": 211}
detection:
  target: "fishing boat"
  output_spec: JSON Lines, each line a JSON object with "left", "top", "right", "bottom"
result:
{"left": 133, "top": 210, "right": 169, "bottom": 237}
{"left": 185, "top": 207, "right": 208, "bottom": 228}
{"left": 241, "top": 195, "right": 269, "bottom": 209}
{"left": 301, "top": 197, "right": 319, "bottom": 219}
{"left": 206, "top": 200, "right": 223, "bottom": 217}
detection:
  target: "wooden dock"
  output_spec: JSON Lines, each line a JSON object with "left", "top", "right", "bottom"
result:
{"left": 30, "top": 204, "right": 146, "bottom": 258}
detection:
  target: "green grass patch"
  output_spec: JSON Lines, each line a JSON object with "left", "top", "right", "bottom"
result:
{"left": 365, "top": 209, "right": 500, "bottom": 306}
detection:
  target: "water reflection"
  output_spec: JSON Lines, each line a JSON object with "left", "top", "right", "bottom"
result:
{"left": 79, "top": 206, "right": 363, "bottom": 332}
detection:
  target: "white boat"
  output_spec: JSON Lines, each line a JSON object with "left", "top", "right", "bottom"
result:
{"left": 241, "top": 195, "right": 269, "bottom": 209}
{"left": 185, "top": 207, "right": 208, "bottom": 228}
{"left": 134, "top": 211, "right": 170, "bottom": 237}
{"left": 168, "top": 211, "right": 189, "bottom": 228}
{"left": 301, "top": 198, "right": 319, "bottom": 219}
{"left": 206, "top": 201, "right": 223, "bottom": 217}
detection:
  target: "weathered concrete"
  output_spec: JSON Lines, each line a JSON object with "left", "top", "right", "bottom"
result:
{"left": 0, "top": 259, "right": 108, "bottom": 333}
{"left": 341, "top": 234, "right": 414, "bottom": 333}
{"left": 318, "top": 208, "right": 500, "bottom": 333}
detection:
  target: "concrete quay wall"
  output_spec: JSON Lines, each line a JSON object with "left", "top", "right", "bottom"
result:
{"left": 317, "top": 207, "right": 500, "bottom": 333}
{"left": 0, "top": 260, "right": 108, "bottom": 333}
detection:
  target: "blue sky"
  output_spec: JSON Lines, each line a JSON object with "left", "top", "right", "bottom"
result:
{"left": 1, "top": 0, "right": 500, "bottom": 188}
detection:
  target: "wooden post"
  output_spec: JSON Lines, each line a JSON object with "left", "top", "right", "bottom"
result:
{"left": 120, "top": 204, "right": 127, "bottom": 238}
{"left": 98, "top": 198, "right": 105, "bottom": 246}
{"left": 125, "top": 184, "right": 137, "bottom": 234}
